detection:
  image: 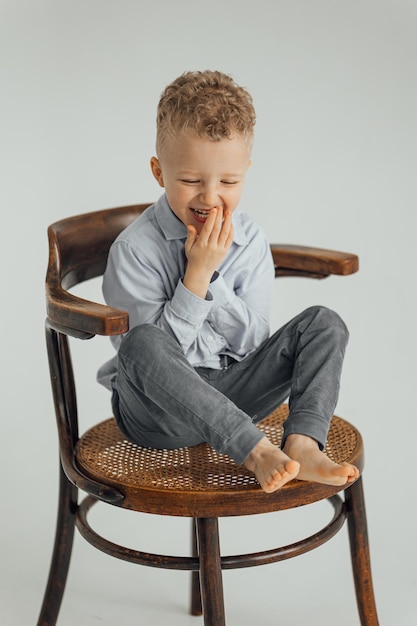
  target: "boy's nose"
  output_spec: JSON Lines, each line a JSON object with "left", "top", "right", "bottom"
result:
{"left": 199, "top": 186, "right": 218, "bottom": 207}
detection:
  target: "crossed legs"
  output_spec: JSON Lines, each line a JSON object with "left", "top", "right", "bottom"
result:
{"left": 114, "top": 306, "right": 359, "bottom": 493}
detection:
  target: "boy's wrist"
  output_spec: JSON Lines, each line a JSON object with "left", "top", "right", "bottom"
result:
{"left": 183, "top": 266, "right": 212, "bottom": 299}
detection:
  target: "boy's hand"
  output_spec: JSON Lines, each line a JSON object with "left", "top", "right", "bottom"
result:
{"left": 183, "top": 207, "right": 234, "bottom": 299}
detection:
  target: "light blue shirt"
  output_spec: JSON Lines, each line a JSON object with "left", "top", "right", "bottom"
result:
{"left": 97, "top": 194, "right": 275, "bottom": 391}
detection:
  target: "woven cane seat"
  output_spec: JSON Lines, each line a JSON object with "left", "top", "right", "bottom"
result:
{"left": 76, "top": 404, "right": 364, "bottom": 517}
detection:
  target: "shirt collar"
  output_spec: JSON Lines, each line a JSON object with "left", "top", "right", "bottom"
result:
{"left": 154, "top": 194, "right": 249, "bottom": 245}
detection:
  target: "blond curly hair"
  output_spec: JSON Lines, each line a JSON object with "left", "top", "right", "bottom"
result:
{"left": 156, "top": 70, "right": 256, "bottom": 156}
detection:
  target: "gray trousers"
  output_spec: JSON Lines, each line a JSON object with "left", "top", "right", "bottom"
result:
{"left": 112, "top": 306, "right": 348, "bottom": 465}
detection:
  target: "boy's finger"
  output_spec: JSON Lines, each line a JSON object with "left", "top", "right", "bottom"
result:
{"left": 218, "top": 210, "right": 233, "bottom": 244}
{"left": 185, "top": 225, "right": 198, "bottom": 253}
{"left": 199, "top": 207, "right": 220, "bottom": 241}
{"left": 211, "top": 206, "right": 224, "bottom": 236}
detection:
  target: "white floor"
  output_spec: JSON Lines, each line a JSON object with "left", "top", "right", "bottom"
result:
{"left": 3, "top": 476, "right": 416, "bottom": 626}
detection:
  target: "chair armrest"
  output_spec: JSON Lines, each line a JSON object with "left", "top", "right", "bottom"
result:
{"left": 271, "top": 244, "right": 359, "bottom": 279}
{"left": 46, "top": 244, "right": 358, "bottom": 337}
{"left": 46, "top": 285, "right": 129, "bottom": 338}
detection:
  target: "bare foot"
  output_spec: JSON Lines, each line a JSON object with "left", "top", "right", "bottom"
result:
{"left": 244, "top": 437, "right": 300, "bottom": 493}
{"left": 283, "top": 434, "right": 359, "bottom": 486}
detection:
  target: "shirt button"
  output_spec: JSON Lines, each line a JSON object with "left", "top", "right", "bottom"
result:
{"left": 206, "top": 335, "right": 214, "bottom": 342}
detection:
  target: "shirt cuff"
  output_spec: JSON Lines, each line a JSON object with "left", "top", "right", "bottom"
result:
{"left": 207, "top": 273, "right": 232, "bottom": 307}
{"left": 170, "top": 278, "right": 213, "bottom": 325}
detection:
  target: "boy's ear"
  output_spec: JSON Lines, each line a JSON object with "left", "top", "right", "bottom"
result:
{"left": 150, "top": 156, "right": 165, "bottom": 187}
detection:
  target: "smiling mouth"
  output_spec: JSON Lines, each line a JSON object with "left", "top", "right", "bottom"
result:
{"left": 190, "top": 208, "right": 211, "bottom": 222}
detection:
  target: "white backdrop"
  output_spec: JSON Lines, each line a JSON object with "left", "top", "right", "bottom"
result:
{"left": 1, "top": 1, "right": 416, "bottom": 625}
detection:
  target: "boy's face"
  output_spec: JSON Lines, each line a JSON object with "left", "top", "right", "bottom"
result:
{"left": 150, "top": 130, "right": 251, "bottom": 234}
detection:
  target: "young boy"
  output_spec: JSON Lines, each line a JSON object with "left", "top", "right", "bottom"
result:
{"left": 97, "top": 70, "right": 359, "bottom": 493}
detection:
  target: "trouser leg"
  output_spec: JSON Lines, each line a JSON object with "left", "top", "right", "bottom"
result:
{"left": 202, "top": 305, "right": 349, "bottom": 449}
{"left": 113, "top": 324, "right": 264, "bottom": 465}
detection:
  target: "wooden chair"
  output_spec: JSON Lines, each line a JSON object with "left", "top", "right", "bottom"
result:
{"left": 38, "top": 203, "right": 379, "bottom": 625}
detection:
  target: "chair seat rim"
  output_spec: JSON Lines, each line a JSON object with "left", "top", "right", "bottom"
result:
{"left": 82, "top": 474, "right": 361, "bottom": 517}
{"left": 74, "top": 460, "right": 363, "bottom": 517}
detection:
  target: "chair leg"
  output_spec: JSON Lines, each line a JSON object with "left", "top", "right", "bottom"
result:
{"left": 37, "top": 463, "right": 78, "bottom": 626}
{"left": 196, "top": 518, "right": 226, "bottom": 626}
{"left": 190, "top": 518, "right": 203, "bottom": 616}
{"left": 345, "top": 476, "right": 379, "bottom": 626}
